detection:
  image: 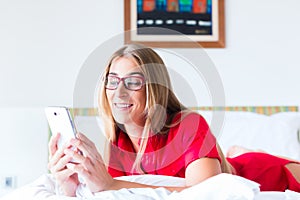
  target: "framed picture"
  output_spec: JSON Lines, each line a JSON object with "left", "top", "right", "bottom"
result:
{"left": 124, "top": 0, "right": 225, "bottom": 48}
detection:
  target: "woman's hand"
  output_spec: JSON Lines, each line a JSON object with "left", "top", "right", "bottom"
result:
{"left": 48, "top": 133, "right": 79, "bottom": 196}
{"left": 65, "top": 133, "right": 114, "bottom": 193}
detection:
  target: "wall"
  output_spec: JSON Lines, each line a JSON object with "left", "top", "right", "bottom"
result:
{"left": 206, "top": 0, "right": 300, "bottom": 105}
{"left": 0, "top": 0, "right": 300, "bottom": 189}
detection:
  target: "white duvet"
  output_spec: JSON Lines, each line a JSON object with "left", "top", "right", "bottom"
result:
{"left": 2, "top": 173, "right": 300, "bottom": 200}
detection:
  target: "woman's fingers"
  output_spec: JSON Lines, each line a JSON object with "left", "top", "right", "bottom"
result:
{"left": 76, "top": 133, "right": 94, "bottom": 147}
{"left": 66, "top": 157, "right": 114, "bottom": 193}
{"left": 49, "top": 154, "right": 72, "bottom": 173}
{"left": 55, "top": 167, "right": 76, "bottom": 182}
{"left": 60, "top": 168, "right": 76, "bottom": 179}
{"left": 64, "top": 149, "right": 95, "bottom": 171}
{"left": 70, "top": 133, "right": 101, "bottom": 161}
{"left": 66, "top": 163, "right": 92, "bottom": 180}
{"left": 48, "top": 133, "right": 81, "bottom": 196}
{"left": 48, "top": 133, "right": 60, "bottom": 157}
{"left": 48, "top": 142, "right": 72, "bottom": 171}
{"left": 64, "top": 135, "right": 113, "bottom": 193}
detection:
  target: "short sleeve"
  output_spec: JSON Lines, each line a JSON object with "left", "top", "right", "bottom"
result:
{"left": 176, "top": 113, "right": 221, "bottom": 168}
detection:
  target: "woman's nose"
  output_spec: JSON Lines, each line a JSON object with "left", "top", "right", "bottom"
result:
{"left": 114, "top": 81, "right": 128, "bottom": 97}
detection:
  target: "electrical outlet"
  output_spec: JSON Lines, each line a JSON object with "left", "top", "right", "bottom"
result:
{"left": 0, "top": 176, "right": 17, "bottom": 189}
{"left": 5, "top": 177, "right": 13, "bottom": 188}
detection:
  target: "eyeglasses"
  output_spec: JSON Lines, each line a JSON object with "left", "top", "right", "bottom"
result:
{"left": 105, "top": 75, "right": 145, "bottom": 91}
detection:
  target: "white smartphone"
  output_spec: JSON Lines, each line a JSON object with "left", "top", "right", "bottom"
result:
{"left": 45, "top": 106, "right": 77, "bottom": 149}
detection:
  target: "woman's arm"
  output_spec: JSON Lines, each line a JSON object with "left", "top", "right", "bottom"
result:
{"left": 66, "top": 133, "right": 222, "bottom": 193}
{"left": 66, "top": 140, "right": 221, "bottom": 193}
{"left": 103, "top": 157, "right": 221, "bottom": 192}
{"left": 100, "top": 179, "right": 187, "bottom": 192}
{"left": 185, "top": 158, "right": 221, "bottom": 186}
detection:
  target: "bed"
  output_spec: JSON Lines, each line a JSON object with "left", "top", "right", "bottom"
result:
{"left": 3, "top": 106, "right": 300, "bottom": 200}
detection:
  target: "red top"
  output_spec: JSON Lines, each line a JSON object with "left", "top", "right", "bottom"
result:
{"left": 108, "top": 112, "right": 221, "bottom": 178}
{"left": 107, "top": 112, "right": 300, "bottom": 192}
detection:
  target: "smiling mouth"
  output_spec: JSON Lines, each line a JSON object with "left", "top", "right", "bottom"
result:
{"left": 114, "top": 103, "right": 133, "bottom": 109}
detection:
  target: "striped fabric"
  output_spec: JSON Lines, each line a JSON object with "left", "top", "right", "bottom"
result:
{"left": 69, "top": 106, "right": 298, "bottom": 117}
{"left": 70, "top": 108, "right": 99, "bottom": 117}
{"left": 189, "top": 106, "right": 298, "bottom": 116}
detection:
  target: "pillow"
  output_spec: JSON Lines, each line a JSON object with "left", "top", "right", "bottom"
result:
{"left": 197, "top": 111, "right": 300, "bottom": 160}
{"left": 116, "top": 174, "right": 185, "bottom": 187}
{"left": 270, "top": 112, "right": 300, "bottom": 132}
{"left": 77, "top": 174, "right": 259, "bottom": 200}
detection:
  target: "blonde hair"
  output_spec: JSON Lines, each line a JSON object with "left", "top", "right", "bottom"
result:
{"left": 98, "top": 43, "right": 231, "bottom": 174}
{"left": 217, "top": 144, "right": 234, "bottom": 174}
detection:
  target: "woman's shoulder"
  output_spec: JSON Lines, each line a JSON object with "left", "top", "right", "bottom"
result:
{"left": 166, "top": 111, "right": 213, "bottom": 147}
{"left": 173, "top": 110, "right": 208, "bottom": 125}
{"left": 168, "top": 110, "right": 209, "bottom": 134}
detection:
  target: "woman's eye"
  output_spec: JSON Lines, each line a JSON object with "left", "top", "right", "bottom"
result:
{"left": 106, "top": 77, "right": 119, "bottom": 88}
{"left": 128, "top": 81, "right": 140, "bottom": 86}
{"left": 110, "top": 80, "right": 118, "bottom": 85}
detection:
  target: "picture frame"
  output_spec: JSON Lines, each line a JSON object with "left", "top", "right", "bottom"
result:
{"left": 124, "top": 0, "right": 225, "bottom": 48}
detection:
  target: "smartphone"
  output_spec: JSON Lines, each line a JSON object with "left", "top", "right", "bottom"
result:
{"left": 45, "top": 106, "right": 77, "bottom": 149}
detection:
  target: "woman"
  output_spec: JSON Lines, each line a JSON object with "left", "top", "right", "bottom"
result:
{"left": 48, "top": 44, "right": 300, "bottom": 196}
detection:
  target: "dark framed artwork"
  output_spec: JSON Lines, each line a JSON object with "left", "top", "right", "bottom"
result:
{"left": 124, "top": 0, "right": 225, "bottom": 48}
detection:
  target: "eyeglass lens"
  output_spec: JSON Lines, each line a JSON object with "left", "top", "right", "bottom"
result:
{"left": 106, "top": 76, "right": 144, "bottom": 91}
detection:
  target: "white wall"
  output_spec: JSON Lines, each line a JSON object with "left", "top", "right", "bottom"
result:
{"left": 1, "top": 0, "right": 300, "bottom": 189}
{"left": 206, "top": 0, "right": 300, "bottom": 105}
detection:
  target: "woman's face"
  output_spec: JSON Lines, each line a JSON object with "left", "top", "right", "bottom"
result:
{"left": 106, "top": 57, "right": 147, "bottom": 127}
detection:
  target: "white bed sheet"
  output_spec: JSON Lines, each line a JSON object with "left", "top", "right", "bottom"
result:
{"left": 2, "top": 173, "right": 300, "bottom": 200}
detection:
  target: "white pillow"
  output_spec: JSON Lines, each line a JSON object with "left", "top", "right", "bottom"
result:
{"left": 270, "top": 112, "right": 300, "bottom": 132}
{"left": 197, "top": 111, "right": 300, "bottom": 160}
{"left": 116, "top": 174, "right": 185, "bottom": 187}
